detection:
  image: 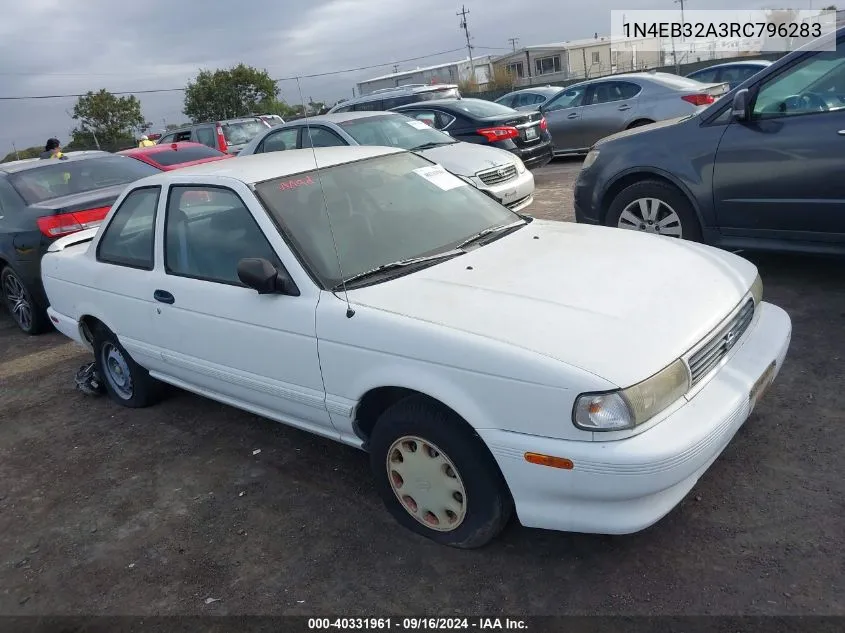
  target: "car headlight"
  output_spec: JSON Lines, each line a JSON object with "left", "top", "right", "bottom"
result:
{"left": 512, "top": 156, "right": 526, "bottom": 174}
{"left": 750, "top": 273, "right": 763, "bottom": 305}
{"left": 582, "top": 148, "right": 600, "bottom": 170}
{"left": 573, "top": 359, "right": 690, "bottom": 431}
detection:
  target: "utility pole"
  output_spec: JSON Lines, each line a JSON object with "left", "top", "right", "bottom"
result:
{"left": 12, "top": 142, "right": 19, "bottom": 160}
{"left": 457, "top": 5, "right": 475, "bottom": 83}
{"left": 508, "top": 37, "right": 519, "bottom": 51}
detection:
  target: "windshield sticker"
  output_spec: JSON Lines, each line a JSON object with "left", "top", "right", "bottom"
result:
{"left": 279, "top": 175, "right": 315, "bottom": 191}
{"left": 407, "top": 120, "right": 432, "bottom": 130}
{"left": 413, "top": 165, "right": 466, "bottom": 191}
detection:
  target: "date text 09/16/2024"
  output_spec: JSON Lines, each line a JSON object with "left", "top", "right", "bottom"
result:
{"left": 307, "top": 618, "right": 528, "bottom": 630}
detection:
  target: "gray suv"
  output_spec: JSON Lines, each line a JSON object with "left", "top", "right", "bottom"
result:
{"left": 156, "top": 117, "right": 270, "bottom": 155}
{"left": 329, "top": 84, "right": 461, "bottom": 114}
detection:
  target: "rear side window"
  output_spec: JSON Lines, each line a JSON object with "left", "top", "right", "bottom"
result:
{"left": 172, "top": 131, "right": 192, "bottom": 142}
{"left": 221, "top": 120, "right": 268, "bottom": 145}
{"left": 97, "top": 187, "right": 160, "bottom": 270}
{"left": 8, "top": 156, "right": 159, "bottom": 205}
{"left": 194, "top": 127, "right": 217, "bottom": 148}
{"left": 689, "top": 68, "right": 720, "bottom": 84}
{"left": 444, "top": 99, "right": 517, "bottom": 117}
{"left": 353, "top": 100, "right": 384, "bottom": 111}
{"left": 150, "top": 145, "right": 226, "bottom": 167}
{"left": 417, "top": 88, "right": 460, "bottom": 101}
{"left": 302, "top": 127, "right": 346, "bottom": 148}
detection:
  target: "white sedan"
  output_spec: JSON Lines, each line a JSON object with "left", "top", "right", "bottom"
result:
{"left": 41, "top": 146, "right": 792, "bottom": 548}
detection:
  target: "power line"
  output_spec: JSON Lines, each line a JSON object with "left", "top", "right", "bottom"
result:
{"left": 457, "top": 4, "right": 475, "bottom": 78}
{"left": 0, "top": 46, "right": 470, "bottom": 101}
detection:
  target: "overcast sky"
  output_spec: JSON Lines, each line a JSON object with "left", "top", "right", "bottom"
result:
{"left": 0, "top": 0, "right": 785, "bottom": 152}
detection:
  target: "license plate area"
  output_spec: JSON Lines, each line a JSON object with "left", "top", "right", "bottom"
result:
{"left": 749, "top": 361, "right": 776, "bottom": 411}
{"left": 524, "top": 126, "right": 539, "bottom": 141}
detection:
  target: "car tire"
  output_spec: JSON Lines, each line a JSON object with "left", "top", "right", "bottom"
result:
{"left": 92, "top": 325, "right": 162, "bottom": 408}
{"left": 605, "top": 179, "right": 702, "bottom": 241}
{"left": 369, "top": 395, "right": 513, "bottom": 549}
{"left": 1, "top": 266, "right": 50, "bottom": 335}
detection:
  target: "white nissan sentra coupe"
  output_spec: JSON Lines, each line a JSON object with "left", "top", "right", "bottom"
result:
{"left": 41, "top": 146, "right": 792, "bottom": 548}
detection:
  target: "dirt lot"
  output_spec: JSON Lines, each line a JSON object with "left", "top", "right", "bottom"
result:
{"left": 1, "top": 159, "right": 844, "bottom": 616}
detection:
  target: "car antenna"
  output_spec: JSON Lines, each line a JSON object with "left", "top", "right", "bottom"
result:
{"left": 295, "top": 76, "right": 355, "bottom": 319}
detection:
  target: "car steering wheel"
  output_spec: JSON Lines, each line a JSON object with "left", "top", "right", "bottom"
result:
{"left": 781, "top": 92, "right": 829, "bottom": 113}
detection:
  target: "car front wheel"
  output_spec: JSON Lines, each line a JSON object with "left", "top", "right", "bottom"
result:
{"left": 369, "top": 395, "right": 513, "bottom": 548}
{"left": 606, "top": 179, "right": 701, "bottom": 241}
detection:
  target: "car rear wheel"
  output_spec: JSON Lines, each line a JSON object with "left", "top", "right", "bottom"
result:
{"left": 1, "top": 267, "right": 49, "bottom": 335}
{"left": 369, "top": 395, "right": 513, "bottom": 548}
{"left": 92, "top": 325, "right": 162, "bottom": 408}
{"left": 606, "top": 180, "right": 702, "bottom": 241}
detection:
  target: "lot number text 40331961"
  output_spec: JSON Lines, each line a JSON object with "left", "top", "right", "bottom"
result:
{"left": 307, "top": 618, "right": 528, "bottom": 630}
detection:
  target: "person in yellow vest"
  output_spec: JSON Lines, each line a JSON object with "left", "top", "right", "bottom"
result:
{"left": 39, "top": 138, "right": 68, "bottom": 160}
{"left": 138, "top": 135, "right": 156, "bottom": 148}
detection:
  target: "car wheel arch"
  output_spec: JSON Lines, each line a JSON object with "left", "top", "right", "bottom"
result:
{"left": 601, "top": 168, "right": 706, "bottom": 228}
{"left": 78, "top": 314, "right": 111, "bottom": 351}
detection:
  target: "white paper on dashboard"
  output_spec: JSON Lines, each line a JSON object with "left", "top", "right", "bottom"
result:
{"left": 406, "top": 120, "right": 432, "bottom": 130}
{"left": 413, "top": 165, "right": 466, "bottom": 191}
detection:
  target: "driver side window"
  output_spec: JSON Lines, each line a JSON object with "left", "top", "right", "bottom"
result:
{"left": 97, "top": 187, "right": 160, "bottom": 270}
{"left": 753, "top": 47, "right": 845, "bottom": 119}
{"left": 544, "top": 86, "right": 586, "bottom": 112}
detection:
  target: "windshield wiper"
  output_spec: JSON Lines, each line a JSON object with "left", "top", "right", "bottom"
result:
{"left": 457, "top": 219, "right": 527, "bottom": 250}
{"left": 335, "top": 249, "right": 465, "bottom": 290}
{"left": 409, "top": 140, "right": 458, "bottom": 151}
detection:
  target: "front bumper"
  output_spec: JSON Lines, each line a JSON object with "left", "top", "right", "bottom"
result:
{"left": 477, "top": 301, "right": 792, "bottom": 535}
{"left": 478, "top": 168, "right": 535, "bottom": 211}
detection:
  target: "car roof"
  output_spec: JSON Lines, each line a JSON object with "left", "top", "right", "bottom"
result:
{"left": 118, "top": 142, "right": 214, "bottom": 156}
{"left": 392, "top": 97, "right": 487, "bottom": 109}
{"left": 0, "top": 150, "right": 114, "bottom": 174}
{"left": 130, "top": 146, "right": 405, "bottom": 186}
{"left": 165, "top": 117, "right": 266, "bottom": 132}
{"left": 278, "top": 112, "right": 406, "bottom": 126}
{"left": 502, "top": 86, "right": 564, "bottom": 97}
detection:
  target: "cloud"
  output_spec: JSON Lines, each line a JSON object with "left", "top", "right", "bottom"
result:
{"left": 0, "top": 0, "right": 756, "bottom": 150}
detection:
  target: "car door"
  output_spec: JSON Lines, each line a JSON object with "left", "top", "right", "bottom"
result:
{"left": 540, "top": 84, "right": 587, "bottom": 151}
{"left": 256, "top": 127, "right": 299, "bottom": 153}
{"left": 150, "top": 181, "right": 335, "bottom": 436}
{"left": 712, "top": 44, "right": 845, "bottom": 243}
{"left": 578, "top": 80, "right": 642, "bottom": 147}
{"left": 91, "top": 186, "right": 163, "bottom": 369}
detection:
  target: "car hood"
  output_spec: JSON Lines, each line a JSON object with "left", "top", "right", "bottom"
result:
{"left": 595, "top": 114, "right": 695, "bottom": 147}
{"left": 417, "top": 142, "right": 516, "bottom": 177}
{"left": 347, "top": 220, "right": 757, "bottom": 387}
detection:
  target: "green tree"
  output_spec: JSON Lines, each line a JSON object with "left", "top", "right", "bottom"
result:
{"left": 183, "top": 64, "right": 279, "bottom": 122}
{"left": 68, "top": 89, "right": 145, "bottom": 151}
{"left": 1, "top": 145, "right": 43, "bottom": 163}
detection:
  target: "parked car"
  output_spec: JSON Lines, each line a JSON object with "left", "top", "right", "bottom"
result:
{"left": 0, "top": 151, "right": 159, "bottom": 334}
{"left": 540, "top": 72, "right": 730, "bottom": 156}
{"left": 118, "top": 142, "right": 234, "bottom": 171}
{"left": 495, "top": 86, "right": 565, "bottom": 111}
{"left": 257, "top": 114, "right": 285, "bottom": 127}
{"left": 156, "top": 117, "right": 270, "bottom": 155}
{"left": 686, "top": 60, "right": 773, "bottom": 90}
{"left": 574, "top": 27, "right": 845, "bottom": 255}
{"left": 391, "top": 98, "right": 553, "bottom": 170}
{"left": 41, "top": 146, "right": 790, "bottom": 548}
{"left": 328, "top": 84, "right": 461, "bottom": 114}
{"left": 238, "top": 112, "right": 536, "bottom": 212}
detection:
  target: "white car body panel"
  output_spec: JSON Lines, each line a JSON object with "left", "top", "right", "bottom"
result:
{"left": 41, "top": 147, "right": 792, "bottom": 537}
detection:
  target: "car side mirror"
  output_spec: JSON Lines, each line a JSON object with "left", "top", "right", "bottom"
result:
{"left": 237, "top": 258, "right": 300, "bottom": 296}
{"left": 731, "top": 89, "right": 751, "bottom": 122}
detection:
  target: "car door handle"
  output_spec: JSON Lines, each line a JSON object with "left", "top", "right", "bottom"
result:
{"left": 567, "top": 113, "right": 579, "bottom": 119}
{"left": 153, "top": 289, "right": 175, "bottom": 305}
{"left": 618, "top": 104, "right": 631, "bottom": 111}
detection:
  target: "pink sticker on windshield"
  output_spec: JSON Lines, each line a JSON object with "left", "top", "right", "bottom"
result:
{"left": 279, "top": 175, "right": 315, "bottom": 191}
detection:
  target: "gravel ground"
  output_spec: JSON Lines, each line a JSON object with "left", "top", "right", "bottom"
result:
{"left": 1, "top": 158, "right": 843, "bottom": 616}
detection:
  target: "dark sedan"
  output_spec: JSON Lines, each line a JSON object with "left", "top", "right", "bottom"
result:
{"left": 0, "top": 151, "right": 158, "bottom": 334}
{"left": 391, "top": 98, "right": 554, "bottom": 170}
{"left": 574, "top": 27, "right": 845, "bottom": 256}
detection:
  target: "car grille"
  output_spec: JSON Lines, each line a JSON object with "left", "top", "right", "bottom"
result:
{"left": 687, "top": 298, "right": 755, "bottom": 386}
{"left": 477, "top": 164, "right": 518, "bottom": 186}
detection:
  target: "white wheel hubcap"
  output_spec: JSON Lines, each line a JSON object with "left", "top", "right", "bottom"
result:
{"left": 386, "top": 436, "right": 467, "bottom": 532}
{"left": 618, "top": 197, "right": 683, "bottom": 238}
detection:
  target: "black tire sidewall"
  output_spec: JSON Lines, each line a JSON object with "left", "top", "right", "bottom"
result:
{"left": 606, "top": 180, "right": 702, "bottom": 241}
{"left": 1, "top": 267, "right": 49, "bottom": 335}
{"left": 92, "top": 327, "right": 158, "bottom": 408}
{"left": 369, "top": 396, "right": 512, "bottom": 548}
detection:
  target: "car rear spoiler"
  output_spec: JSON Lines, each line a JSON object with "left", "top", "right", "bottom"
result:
{"left": 46, "top": 227, "right": 99, "bottom": 252}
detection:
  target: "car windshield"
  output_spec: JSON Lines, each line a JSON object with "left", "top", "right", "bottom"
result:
{"left": 221, "top": 121, "right": 268, "bottom": 145}
{"left": 338, "top": 115, "right": 455, "bottom": 150}
{"left": 440, "top": 99, "right": 517, "bottom": 117}
{"left": 253, "top": 152, "right": 518, "bottom": 288}
{"left": 147, "top": 145, "right": 227, "bottom": 167}
{"left": 8, "top": 156, "right": 159, "bottom": 205}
